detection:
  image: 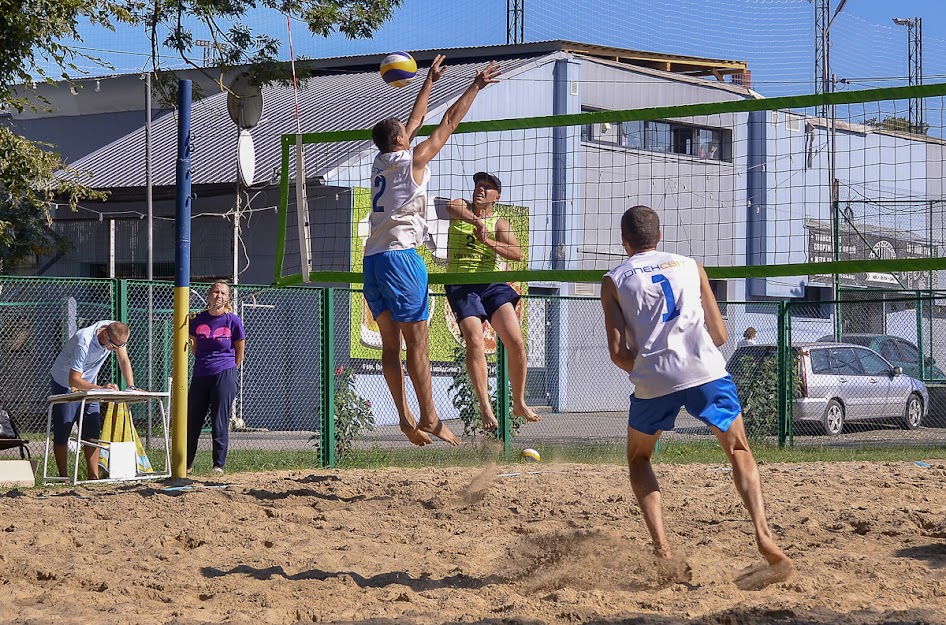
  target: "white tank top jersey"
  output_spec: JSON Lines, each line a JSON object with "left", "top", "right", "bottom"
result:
{"left": 365, "top": 149, "right": 431, "bottom": 256}
{"left": 607, "top": 250, "right": 728, "bottom": 399}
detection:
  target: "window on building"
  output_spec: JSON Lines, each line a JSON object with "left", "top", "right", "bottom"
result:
{"left": 579, "top": 109, "right": 730, "bottom": 161}
{"left": 645, "top": 121, "right": 672, "bottom": 152}
{"left": 697, "top": 128, "right": 722, "bottom": 160}
{"left": 597, "top": 121, "right": 620, "bottom": 143}
{"left": 620, "top": 121, "right": 644, "bottom": 148}
{"left": 671, "top": 125, "right": 696, "bottom": 156}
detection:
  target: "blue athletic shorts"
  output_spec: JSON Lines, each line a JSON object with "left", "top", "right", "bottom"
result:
{"left": 444, "top": 283, "right": 520, "bottom": 322}
{"left": 363, "top": 248, "right": 430, "bottom": 323}
{"left": 50, "top": 379, "right": 102, "bottom": 445}
{"left": 628, "top": 375, "right": 741, "bottom": 435}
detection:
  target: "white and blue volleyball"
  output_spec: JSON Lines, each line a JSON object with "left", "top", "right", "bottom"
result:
{"left": 380, "top": 51, "right": 418, "bottom": 88}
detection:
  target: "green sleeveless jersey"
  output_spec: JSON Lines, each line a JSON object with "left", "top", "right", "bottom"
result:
{"left": 447, "top": 214, "right": 502, "bottom": 273}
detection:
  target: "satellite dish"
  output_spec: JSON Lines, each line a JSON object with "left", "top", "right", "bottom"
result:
{"left": 227, "top": 72, "right": 263, "bottom": 129}
{"left": 237, "top": 129, "right": 256, "bottom": 186}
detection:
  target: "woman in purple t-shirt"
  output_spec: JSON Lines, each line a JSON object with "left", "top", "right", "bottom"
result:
{"left": 187, "top": 281, "right": 246, "bottom": 474}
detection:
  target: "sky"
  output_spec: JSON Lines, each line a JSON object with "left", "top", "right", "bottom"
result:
{"left": 851, "top": 0, "right": 944, "bottom": 39}
{"left": 57, "top": 0, "right": 946, "bottom": 99}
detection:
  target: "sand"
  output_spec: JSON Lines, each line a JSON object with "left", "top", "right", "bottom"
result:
{"left": 1, "top": 461, "right": 944, "bottom": 625}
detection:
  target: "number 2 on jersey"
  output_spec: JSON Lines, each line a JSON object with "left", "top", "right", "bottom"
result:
{"left": 371, "top": 175, "right": 386, "bottom": 212}
{"left": 651, "top": 274, "right": 681, "bottom": 322}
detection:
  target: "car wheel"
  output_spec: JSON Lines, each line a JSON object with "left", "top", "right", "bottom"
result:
{"left": 901, "top": 393, "right": 923, "bottom": 430}
{"left": 821, "top": 399, "right": 844, "bottom": 436}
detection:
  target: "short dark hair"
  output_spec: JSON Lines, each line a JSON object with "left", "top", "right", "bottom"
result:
{"left": 372, "top": 118, "right": 402, "bottom": 153}
{"left": 620, "top": 205, "right": 660, "bottom": 249}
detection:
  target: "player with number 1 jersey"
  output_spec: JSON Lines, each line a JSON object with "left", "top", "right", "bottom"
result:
{"left": 606, "top": 249, "right": 728, "bottom": 400}
{"left": 600, "top": 204, "right": 792, "bottom": 588}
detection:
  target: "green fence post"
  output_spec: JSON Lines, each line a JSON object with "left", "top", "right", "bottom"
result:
{"left": 777, "top": 300, "right": 789, "bottom": 448}
{"left": 320, "top": 288, "right": 336, "bottom": 468}
{"left": 496, "top": 339, "right": 511, "bottom": 462}
{"left": 116, "top": 279, "right": 129, "bottom": 389}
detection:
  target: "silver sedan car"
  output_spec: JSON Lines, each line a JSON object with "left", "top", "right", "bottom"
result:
{"left": 729, "top": 343, "right": 928, "bottom": 436}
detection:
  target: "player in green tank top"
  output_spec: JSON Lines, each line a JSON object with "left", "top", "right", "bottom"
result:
{"left": 445, "top": 172, "right": 541, "bottom": 431}
{"left": 446, "top": 213, "right": 502, "bottom": 273}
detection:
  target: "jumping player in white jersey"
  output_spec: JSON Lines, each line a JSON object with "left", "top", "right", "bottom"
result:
{"left": 601, "top": 205, "right": 793, "bottom": 588}
{"left": 368, "top": 55, "right": 501, "bottom": 447}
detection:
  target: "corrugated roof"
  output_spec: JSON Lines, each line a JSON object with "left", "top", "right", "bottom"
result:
{"left": 68, "top": 56, "right": 547, "bottom": 189}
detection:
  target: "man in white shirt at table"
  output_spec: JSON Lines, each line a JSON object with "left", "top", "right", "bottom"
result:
{"left": 49, "top": 320, "right": 136, "bottom": 479}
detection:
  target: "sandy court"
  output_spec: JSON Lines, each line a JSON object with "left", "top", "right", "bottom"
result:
{"left": 1, "top": 461, "right": 944, "bottom": 625}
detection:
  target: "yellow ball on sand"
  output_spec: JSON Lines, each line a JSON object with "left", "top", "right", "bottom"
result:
{"left": 521, "top": 448, "right": 541, "bottom": 463}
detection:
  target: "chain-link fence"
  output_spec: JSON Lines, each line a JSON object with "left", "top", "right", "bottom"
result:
{"left": 3, "top": 277, "right": 946, "bottom": 472}
{"left": 0, "top": 276, "right": 114, "bottom": 432}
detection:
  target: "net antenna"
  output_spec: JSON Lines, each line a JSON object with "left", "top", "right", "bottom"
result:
{"left": 287, "top": 14, "right": 313, "bottom": 281}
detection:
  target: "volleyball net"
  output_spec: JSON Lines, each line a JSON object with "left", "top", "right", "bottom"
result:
{"left": 275, "top": 82, "right": 946, "bottom": 294}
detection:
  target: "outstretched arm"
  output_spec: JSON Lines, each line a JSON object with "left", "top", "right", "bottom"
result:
{"left": 601, "top": 276, "right": 636, "bottom": 373}
{"left": 413, "top": 61, "right": 502, "bottom": 178}
{"left": 698, "top": 263, "right": 727, "bottom": 347}
{"left": 404, "top": 54, "right": 445, "bottom": 142}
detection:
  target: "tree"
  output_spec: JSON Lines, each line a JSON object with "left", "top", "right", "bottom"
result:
{"left": 0, "top": 0, "right": 403, "bottom": 270}
{"left": 864, "top": 115, "right": 930, "bottom": 136}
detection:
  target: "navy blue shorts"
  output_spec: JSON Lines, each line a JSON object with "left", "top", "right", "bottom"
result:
{"left": 445, "top": 283, "right": 520, "bottom": 323}
{"left": 628, "top": 375, "right": 742, "bottom": 436}
{"left": 50, "top": 379, "right": 102, "bottom": 445}
{"left": 363, "top": 248, "right": 429, "bottom": 323}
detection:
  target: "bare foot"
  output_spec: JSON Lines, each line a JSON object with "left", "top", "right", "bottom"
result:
{"left": 419, "top": 419, "right": 461, "bottom": 446}
{"left": 481, "top": 411, "right": 498, "bottom": 431}
{"left": 514, "top": 403, "right": 541, "bottom": 422}
{"left": 733, "top": 558, "right": 794, "bottom": 591}
{"left": 654, "top": 550, "right": 692, "bottom": 584}
{"left": 399, "top": 417, "right": 432, "bottom": 446}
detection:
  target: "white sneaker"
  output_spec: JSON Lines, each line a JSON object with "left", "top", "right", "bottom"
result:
{"left": 212, "top": 466, "right": 224, "bottom": 476}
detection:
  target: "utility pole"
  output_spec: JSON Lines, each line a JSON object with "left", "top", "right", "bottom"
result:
{"left": 507, "top": 0, "right": 524, "bottom": 45}
{"left": 815, "top": 0, "right": 848, "bottom": 337}
{"left": 893, "top": 17, "right": 924, "bottom": 133}
{"left": 814, "top": 0, "right": 829, "bottom": 119}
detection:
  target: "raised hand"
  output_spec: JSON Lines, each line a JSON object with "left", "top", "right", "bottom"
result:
{"left": 428, "top": 54, "right": 446, "bottom": 83}
{"left": 474, "top": 61, "right": 502, "bottom": 89}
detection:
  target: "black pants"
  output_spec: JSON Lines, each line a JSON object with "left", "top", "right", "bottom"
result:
{"left": 186, "top": 367, "right": 238, "bottom": 469}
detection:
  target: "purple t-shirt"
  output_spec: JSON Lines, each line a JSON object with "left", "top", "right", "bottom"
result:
{"left": 189, "top": 311, "right": 246, "bottom": 377}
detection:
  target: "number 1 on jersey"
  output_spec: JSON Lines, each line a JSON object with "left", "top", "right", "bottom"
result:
{"left": 371, "top": 175, "right": 386, "bottom": 212}
{"left": 652, "top": 274, "right": 681, "bottom": 322}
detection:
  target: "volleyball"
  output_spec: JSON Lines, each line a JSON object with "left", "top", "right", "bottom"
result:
{"left": 380, "top": 51, "right": 418, "bottom": 88}
{"left": 521, "top": 448, "right": 541, "bottom": 463}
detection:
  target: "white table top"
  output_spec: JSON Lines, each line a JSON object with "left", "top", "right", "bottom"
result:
{"left": 47, "top": 389, "right": 170, "bottom": 404}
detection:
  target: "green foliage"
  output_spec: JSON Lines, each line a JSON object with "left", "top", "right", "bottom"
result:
{"left": 0, "top": 0, "right": 403, "bottom": 269}
{"left": 0, "top": 0, "right": 118, "bottom": 112}
{"left": 447, "top": 345, "right": 526, "bottom": 439}
{"left": 0, "top": 129, "right": 106, "bottom": 271}
{"left": 311, "top": 365, "right": 375, "bottom": 461}
{"left": 730, "top": 351, "right": 780, "bottom": 438}
{"left": 123, "top": 0, "right": 405, "bottom": 102}
{"left": 729, "top": 348, "right": 801, "bottom": 439}
{"left": 864, "top": 116, "right": 930, "bottom": 135}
